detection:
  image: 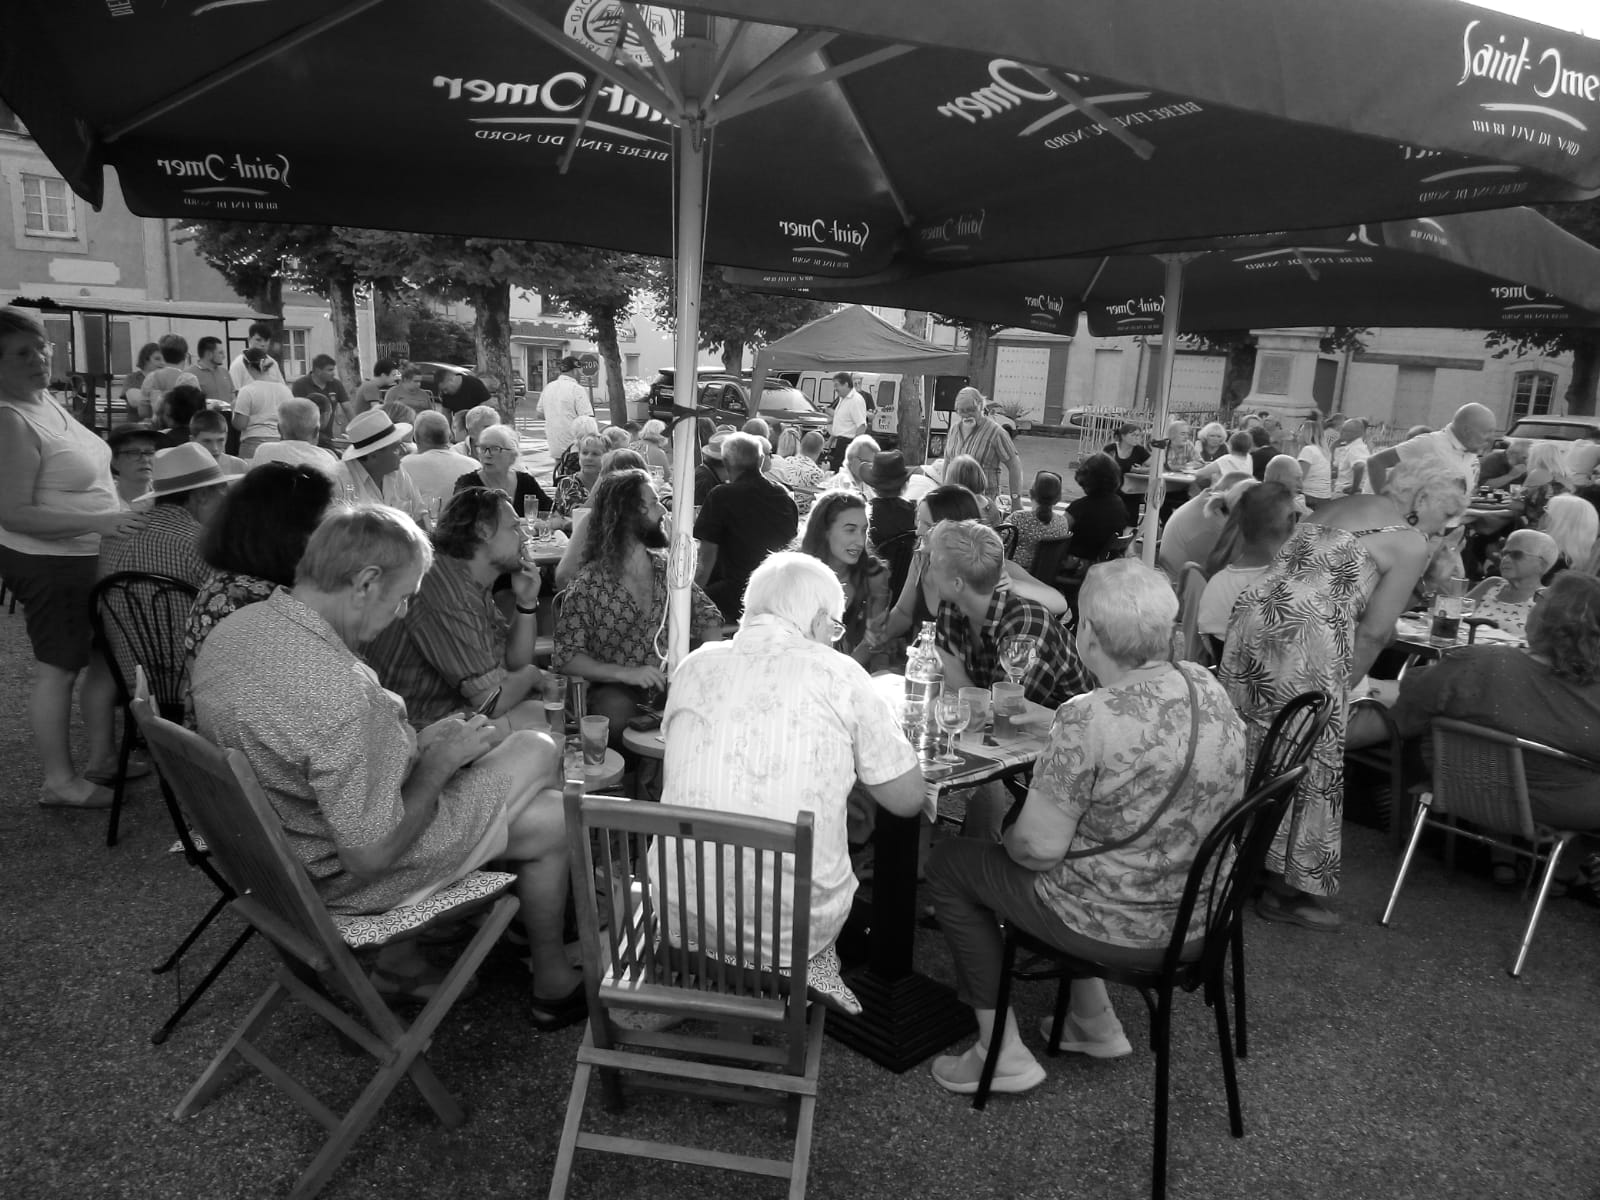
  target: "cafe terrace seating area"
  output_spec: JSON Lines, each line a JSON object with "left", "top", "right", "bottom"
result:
{"left": 3, "top": 602, "right": 1597, "bottom": 1199}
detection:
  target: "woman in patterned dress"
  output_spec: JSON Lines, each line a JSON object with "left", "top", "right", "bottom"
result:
{"left": 1220, "top": 462, "right": 1467, "bottom": 929}
{"left": 551, "top": 432, "right": 604, "bottom": 519}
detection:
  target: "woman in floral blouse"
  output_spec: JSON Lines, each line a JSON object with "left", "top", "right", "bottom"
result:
{"left": 182, "top": 464, "right": 333, "bottom": 717}
{"left": 925, "top": 559, "right": 1248, "bottom": 1095}
{"left": 551, "top": 433, "right": 605, "bottom": 519}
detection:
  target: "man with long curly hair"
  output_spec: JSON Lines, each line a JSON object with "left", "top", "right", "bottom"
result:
{"left": 553, "top": 470, "right": 723, "bottom": 745}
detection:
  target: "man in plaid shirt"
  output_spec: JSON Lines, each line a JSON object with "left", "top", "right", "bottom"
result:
{"left": 926, "top": 519, "right": 1090, "bottom": 708}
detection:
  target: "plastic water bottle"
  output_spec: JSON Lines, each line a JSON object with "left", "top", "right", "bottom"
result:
{"left": 904, "top": 621, "right": 943, "bottom": 744}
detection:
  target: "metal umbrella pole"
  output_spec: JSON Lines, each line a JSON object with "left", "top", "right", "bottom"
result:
{"left": 1139, "top": 253, "right": 1197, "bottom": 567}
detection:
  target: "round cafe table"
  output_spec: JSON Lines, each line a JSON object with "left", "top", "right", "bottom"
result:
{"left": 568, "top": 748, "right": 625, "bottom": 793}
{"left": 622, "top": 724, "right": 666, "bottom": 801}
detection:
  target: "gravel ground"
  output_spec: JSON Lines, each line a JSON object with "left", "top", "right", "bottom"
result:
{"left": 2, "top": 426, "right": 1598, "bottom": 1199}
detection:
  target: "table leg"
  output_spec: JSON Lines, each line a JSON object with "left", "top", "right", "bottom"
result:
{"left": 827, "top": 808, "right": 975, "bottom": 1073}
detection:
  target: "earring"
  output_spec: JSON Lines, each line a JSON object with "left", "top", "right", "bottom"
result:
{"left": 1406, "top": 511, "right": 1419, "bottom": 526}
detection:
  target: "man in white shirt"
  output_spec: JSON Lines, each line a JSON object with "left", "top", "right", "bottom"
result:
{"left": 1330, "top": 418, "right": 1372, "bottom": 495}
{"left": 338, "top": 409, "right": 424, "bottom": 519}
{"left": 402, "top": 410, "right": 481, "bottom": 512}
{"left": 1365, "top": 403, "right": 1495, "bottom": 495}
{"left": 227, "top": 323, "right": 285, "bottom": 391}
{"left": 661, "top": 552, "right": 923, "bottom": 988}
{"left": 1296, "top": 435, "right": 1332, "bottom": 506}
{"left": 826, "top": 372, "right": 869, "bottom": 471}
{"left": 249, "top": 398, "right": 342, "bottom": 478}
{"left": 537, "top": 355, "right": 593, "bottom": 466}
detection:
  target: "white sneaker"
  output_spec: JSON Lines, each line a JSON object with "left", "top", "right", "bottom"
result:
{"left": 1038, "top": 1008, "right": 1133, "bottom": 1059}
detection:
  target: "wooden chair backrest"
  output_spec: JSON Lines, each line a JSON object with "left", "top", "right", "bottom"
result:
{"left": 1176, "top": 562, "right": 1208, "bottom": 665}
{"left": 131, "top": 693, "right": 350, "bottom": 978}
{"left": 565, "top": 787, "right": 816, "bottom": 1069}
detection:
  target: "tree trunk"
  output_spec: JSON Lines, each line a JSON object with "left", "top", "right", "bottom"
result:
{"left": 470, "top": 280, "right": 515, "bottom": 422}
{"left": 721, "top": 340, "right": 745, "bottom": 374}
{"left": 325, "top": 270, "right": 362, "bottom": 392}
{"left": 590, "top": 304, "right": 629, "bottom": 426}
{"left": 898, "top": 310, "right": 928, "bottom": 464}
{"left": 965, "top": 323, "right": 998, "bottom": 397}
{"left": 1564, "top": 331, "right": 1600, "bottom": 416}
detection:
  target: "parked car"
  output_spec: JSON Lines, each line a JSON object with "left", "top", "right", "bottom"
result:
{"left": 1505, "top": 416, "right": 1600, "bottom": 442}
{"left": 647, "top": 369, "right": 831, "bottom": 435}
{"left": 511, "top": 369, "right": 527, "bottom": 399}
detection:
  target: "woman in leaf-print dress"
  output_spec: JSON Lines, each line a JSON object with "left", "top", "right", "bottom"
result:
{"left": 1220, "top": 463, "right": 1467, "bottom": 930}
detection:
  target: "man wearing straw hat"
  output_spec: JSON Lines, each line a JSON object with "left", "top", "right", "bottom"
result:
{"left": 338, "top": 408, "right": 424, "bottom": 519}
{"left": 97, "top": 442, "right": 237, "bottom": 587}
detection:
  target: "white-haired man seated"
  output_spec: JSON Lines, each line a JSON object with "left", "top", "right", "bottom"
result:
{"left": 661, "top": 551, "right": 925, "bottom": 1010}
{"left": 453, "top": 404, "right": 503, "bottom": 459}
{"left": 248, "top": 396, "right": 341, "bottom": 477}
{"left": 925, "top": 559, "right": 1247, "bottom": 1095}
{"left": 191, "top": 505, "right": 585, "bottom": 1028}
{"left": 401, "top": 409, "right": 480, "bottom": 513}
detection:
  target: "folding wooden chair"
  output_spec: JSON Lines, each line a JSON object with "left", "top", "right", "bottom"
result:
{"left": 130, "top": 694, "right": 519, "bottom": 1200}
{"left": 550, "top": 787, "right": 825, "bottom": 1200}
{"left": 1381, "top": 717, "right": 1596, "bottom": 978}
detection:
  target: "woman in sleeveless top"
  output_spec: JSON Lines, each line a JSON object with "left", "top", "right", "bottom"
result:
{"left": 1220, "top": 463, "right": 1465, "bottom": 930}
{"left": 0, "top": 308, "right": 145, "bottom": 808}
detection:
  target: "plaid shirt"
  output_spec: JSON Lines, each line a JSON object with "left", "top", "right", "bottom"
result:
{"left": 97, "top": 503, "right": 207, "bottom": 587}
{"left": 363, "top": 554, "right": 509, "bottom": 725}
{"left": 935, "top": 581, "right": 1090, "bottom": 708}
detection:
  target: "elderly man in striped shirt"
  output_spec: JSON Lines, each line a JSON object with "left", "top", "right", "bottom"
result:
{"left": 366, "top": 487, "right": 548, "bottom": 734}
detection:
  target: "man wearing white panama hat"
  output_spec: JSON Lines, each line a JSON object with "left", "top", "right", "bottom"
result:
{"left": 338, "top": 408, "right": 424, "bottom": 519}
{"left": 97, "top": 442, "right": 237, "bottom": 587}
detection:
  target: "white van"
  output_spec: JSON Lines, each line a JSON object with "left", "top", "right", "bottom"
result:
{"left": 794, "top": 370, "right": 903, "bottom": 435}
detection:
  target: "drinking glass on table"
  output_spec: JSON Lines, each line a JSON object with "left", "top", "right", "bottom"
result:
{"left": 580, "top": 715, "right": 610, "bottom": 768}
{"left": 998, "top": 635, "right": 1040, "bottom": 687}
{"left": 541, "top": 674, "right": 568, "bottom": 734}
{"left": 957, "top": 685, "right": 990, "bottom": 742}
{"left": 931, "top": 692, "right": 971, "bottom": 765}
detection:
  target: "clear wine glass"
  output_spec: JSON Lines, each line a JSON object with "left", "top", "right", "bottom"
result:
{"left": 999, "top": 635, "right": 1039, "bottom": 687}
{"left": 932, "top": 693, "right": 970, "bottom": 765}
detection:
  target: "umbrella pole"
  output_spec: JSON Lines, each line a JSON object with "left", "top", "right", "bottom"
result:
{"left": 1139, "top": 253, "right": 1191, "bottom": 567}
{"left": 666, "top": 115, "right": 709, "bottom": 672}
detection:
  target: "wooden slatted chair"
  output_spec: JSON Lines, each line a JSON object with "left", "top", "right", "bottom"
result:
{"left": 1380, "top": 716, "right": 1597, "bottom": 978}
{"left": 130, "top": 692, "right": 520, "bottom": 1200}
{"left": 1173, "top": 562, "right": 1211, "bottom": 667}
{"left": 549, "top": 787, "right": 825, "bottom": 1200}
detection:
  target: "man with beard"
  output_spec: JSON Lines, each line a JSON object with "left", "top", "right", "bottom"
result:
{"left": 554, "top": 469, "right": 724, "bottom": 745}
{"left": 366, "top": 487, "right": 550, "bottom": 733}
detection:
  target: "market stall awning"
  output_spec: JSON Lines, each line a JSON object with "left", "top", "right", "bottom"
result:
{"left": 6, "top": 295, "right": 273, "bottom": 322}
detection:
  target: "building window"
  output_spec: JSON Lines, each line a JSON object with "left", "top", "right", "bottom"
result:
{"left": 624, "top": 353, "right": 640, "bottom": 378}
{"left": 1511, "top": 370, "right": 1556, "bottom": 422}
{"left": 280, "top": 328, "right": 309, "bottom": 379}
{"left": 22, "top": 174, "right": 74, "bottom": 237}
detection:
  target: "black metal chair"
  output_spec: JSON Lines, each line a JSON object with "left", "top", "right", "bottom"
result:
{"left": 996, "top": 522, "right": 1019, "bottom": 559}
{"left": 875, "top": 529, "right": 919, "bottom": 608}
{"left": 973, "top": 764, "right": 1308, "bottom": 1200}
{"left": 89, "top": 571, "right": 197, "bottom": 846}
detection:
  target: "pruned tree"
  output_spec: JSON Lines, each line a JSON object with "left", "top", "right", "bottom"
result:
{"left": 1483, "top": 199, "right": 1600, "bottom": 415}
{"left": 898, "top": 310, "right": 929, "bottom": 463}
{"left": 535, "top": 247, "right": 654, "bottom": 426}
{"left": 176, "top": 219, "right": 294, "bottom": 348}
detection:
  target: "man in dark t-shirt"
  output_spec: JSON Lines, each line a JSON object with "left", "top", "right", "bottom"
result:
{"left": 437, "top": 370, "right": 492, "bottom": 417}
{"left": 693, "top": 432, "right": 799, "bottom": 620}
{"left": 292, "top": 355, "right": 351, "bottom": 447}
{"left": 1247, "top": 426, "right": 1275, "bottom": 480}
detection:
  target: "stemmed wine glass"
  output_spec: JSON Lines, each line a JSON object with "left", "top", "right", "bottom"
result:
{"left": 931, "top": 691, "right": 971, "bottom": 766}
{"left": 999, "top": 635, "right": 1040, "bottom": 688}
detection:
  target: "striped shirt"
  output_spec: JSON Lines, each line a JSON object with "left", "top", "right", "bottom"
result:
{"left": 364, "top": 554, "right": 508, "bottom": 725}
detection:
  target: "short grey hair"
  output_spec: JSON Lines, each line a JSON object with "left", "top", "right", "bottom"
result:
{"left": 845, "top": 433, "right": 880, "bottom": 466}
{"left": 1079, "top": 559, "right": 1179, "bottom": 668}
{"left": 464, "top": 405, "right": 500, "bottom": 438}
{"left": 413, "top": 409, "right": 451, "bottom": 448}
{"left": 477, "top": 423, "right": 519, "bottom": 452}
{"left": 276, "top": 397, "right": 322, "bottom": 442}
{"left": 0, "top": 305, "right": 47, "bottom": 342}
{"left": 742, "top": 551, "right": 844, "bottom": 630}
{"left": 927, "top": 519, "right": 1004, "bottom": 592}
{"left": 295, "top": 504, "right": 432, "bottom": 593}
{"left": 722, "top": 431, "right": 763, "bottom": 474}
{"left": 1503, "top": 527, "right": 1560, "bottom": 570}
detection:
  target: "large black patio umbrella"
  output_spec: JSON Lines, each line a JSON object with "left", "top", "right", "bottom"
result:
{"left": 729, "top": 205, "right": 1600, "bottom": 560}
{"left": 5, "top": 0, "right": 1599, "bottom": 652}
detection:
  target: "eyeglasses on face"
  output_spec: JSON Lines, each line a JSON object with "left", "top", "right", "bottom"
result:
{"left": 116, "top": 447, "right": 157, "bottom": 459}
{"left": 1500, "top": 548, "right": 1533, "bottom": 561}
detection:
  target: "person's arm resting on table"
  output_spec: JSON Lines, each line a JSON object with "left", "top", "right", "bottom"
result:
{"left": 852, "top": 682, "right": 925, "bottom": 818}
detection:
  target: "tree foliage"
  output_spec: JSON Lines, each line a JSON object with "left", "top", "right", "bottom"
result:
{"left": 1483, "top": 199, "right": 1600, "bottom": 415}
{"left": 646, "top": 270, "right": 832, "bottom": 373}
{"left": 533, "top": 245, "right": 654, "bottom": 426}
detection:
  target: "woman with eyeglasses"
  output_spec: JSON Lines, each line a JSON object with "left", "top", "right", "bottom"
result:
{"left": 452, "top": 423, "right": 554, "bottom": 522}
{"left": 1467, "top": 529, "right": 1558, "bottom": 641}
{"left": 0, "top": 307, "right": 145, "bottom": 808}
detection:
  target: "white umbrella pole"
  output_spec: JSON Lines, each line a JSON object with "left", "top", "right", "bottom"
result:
{"left": 666, "top": 115, "right": 708, "bottom": 671}
{"left": 1139, "top": 253, "right": 1190, "bottom": 567}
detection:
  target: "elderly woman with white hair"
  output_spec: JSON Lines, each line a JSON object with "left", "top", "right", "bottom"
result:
{"left": 1540, "top": 492, "right": 1600, "bottom": 577}
{"left": 660, "top": 552, "right": 925, "bottom": 1011}
{"left": 631, "top": 417, "right": 671, "bottom": 479}
{"left": 1221, "top": 461, "right": 1464, "bottom": 931}
{"left": 552, "top": 414, "right": 600, "bottom": 485}
{"left": 925, "top": 559, "right": 1248, "bottom": 1094}
{"left": 453, "top": 421, "right": 553, "bottom": 521}
{"left": 1463, "top": 527, "right": 1558, "bottom": 640}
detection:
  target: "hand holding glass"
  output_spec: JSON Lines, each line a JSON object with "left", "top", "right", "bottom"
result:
{"left": 932, "top": 693, "right": 970, "bottom": 765}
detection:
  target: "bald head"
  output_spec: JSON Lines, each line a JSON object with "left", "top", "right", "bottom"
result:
{"left": 1339, "top": 418, "right": 1367, "bottom": 444}
{"left": 1450, "top": 403, "right": 1497, "bottom": 453}
{"left": 1263, "top": 454, "right": 1302, "bottom": 492}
